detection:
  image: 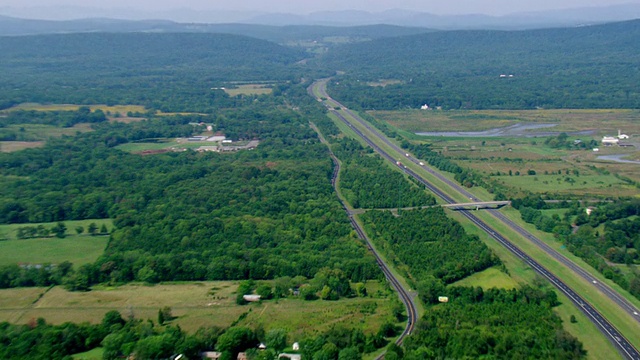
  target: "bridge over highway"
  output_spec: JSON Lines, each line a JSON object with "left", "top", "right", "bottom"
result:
{"left": 442, "top": 200, "right": 511, "bottom": 210}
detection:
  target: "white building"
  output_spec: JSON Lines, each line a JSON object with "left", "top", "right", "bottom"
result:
{"left": 618, "top": 130, "right": 629, "bottom": 139}
{"left": 602, "top": 136, "right": 619, "bottom": 145}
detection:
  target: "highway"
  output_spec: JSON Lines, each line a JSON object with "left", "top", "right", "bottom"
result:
{"left": 310, "top": 79, "right": 640, "bottom": 360}
{"left": 308, "top": 122, "right": 417, "bottom": 354}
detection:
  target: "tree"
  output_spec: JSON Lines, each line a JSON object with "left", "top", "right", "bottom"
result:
{"left": 265, "top": 328, "right": 288, "bottom": 353}
{"left": 158, "top": 306, "right": 173, "bottom": 325}
{"left": 100, "top": 224, "right": 108, "bottom": 234}
{"left": 88, "top": 222, "right": 98, "bottom": 236}
{"left": 338, "top": 347, "right": 362, "bottom": 360}
{"left": 216, "top": 327, "right": 256, "bottom": 354}
{"left": 256, "top": 284, "right": 273, "bottom": 300}
{"left": 52, "top": 222, "right": 67, "bottom": 238}
{"left": 75, "top": 226, "right": 84, "bottom": 234}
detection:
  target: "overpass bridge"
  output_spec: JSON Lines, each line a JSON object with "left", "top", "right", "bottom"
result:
{"left": 442, "top": 201, "right": 511, "bottom": 210}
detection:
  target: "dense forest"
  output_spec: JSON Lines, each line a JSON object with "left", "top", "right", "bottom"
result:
{"left": 333, "top": 138, "right": 436, "bottom": 209}
{"left": 0, "top": 33, "right": 314, "bottom": 112}
{"left": 358, "top": 207, "right": 584, "bottom": 359}
{"left": 322, "top": 20, "right": 640, "bottom": 110}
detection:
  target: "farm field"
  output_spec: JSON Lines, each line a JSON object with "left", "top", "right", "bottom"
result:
{"left": 0, "top": 281, "right": 396, "bottom": 335}
{"left": 0, "top": 219, "right": 113, "bottom": 266}
{"left": 0, "top": 236, "right": 108, "bottom": 266}
{"left": 0, "top": 141, "right": 45, "bottom": 152}
{"left": 371, "top": 109, "right": 640, "bottom": 134}
{"left": 222, "top": 84, "right": 273, "bottom": 96}
{"left": 5, "top": 103, "right": 148, "bottom": 115}
{"left": 369, "top": 109, "right": 640, "bottom": 197}
{"left": 0, "top": 219, "right": 113, "bottom": 241}
{"left": 2, "top": 123, "right": 94, "bottom": 140}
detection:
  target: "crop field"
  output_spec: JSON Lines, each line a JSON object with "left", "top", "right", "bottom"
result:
{"left": 449, "top": 266, "right": 519, "bottom": 289}
{"left": 371, "top": 109, "right": 640, "bottom": 134}
{"left": 223, "top": 84, "right": 273, "bottom": 96}
{"left": 0, "top": 281, "right": 395, "bottom": 335}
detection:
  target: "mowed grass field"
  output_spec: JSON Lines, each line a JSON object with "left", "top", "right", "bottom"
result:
{"left": 449, "top": 267, "right": 519, "bottom": 290}
{"left": 223, "top": 84, "right": 273, "bottom": 96}
{"left": 0, "top": 219, "right": 112, "bottom": 266}
{"left": 0, "top": 281, "right": 396, "bottom": 336}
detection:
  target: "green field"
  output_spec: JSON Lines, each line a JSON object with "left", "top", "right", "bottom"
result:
{"left": 2, "top": 123, "right": 94, "bottom": 140}
{"left": 371, "top": 108, "right": 640, "bottom": 134}
{"left": 72, "top": 347, "right": 104, "bottom": 360}
{"left": 0, "top": 219, "right": 112, "bottom": 266}
{"left": 0, "top": 236, "right": 108, "bottom": 266}
{"left": 223, "top": 84, "right": 273, "bottom": 96}
{"left": 449, "top": 266, "right": 519, "bottom": 289}
{"left": 0, "top": 281, "right": 396, "bottom": 336}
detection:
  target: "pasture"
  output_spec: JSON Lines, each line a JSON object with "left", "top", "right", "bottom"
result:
{"left": 0, "top": 281, "right": 395, "bottom": 335}
{"left": 0, "top": 219, "right": 112, "bottom": 266}
{"left": 223, "top": 84, "right": 273, "bottom": 96}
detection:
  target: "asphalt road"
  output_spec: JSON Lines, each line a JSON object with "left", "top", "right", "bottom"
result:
{"left": 309, "top": 122, "right": 418, "bottom": 354}
{"left": 310, "top": 79, "right": 640, "bottom": 360}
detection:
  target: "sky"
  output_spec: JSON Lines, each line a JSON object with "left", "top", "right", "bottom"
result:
{"left": 2, "top": 0, "right": 640, "bottom": 15}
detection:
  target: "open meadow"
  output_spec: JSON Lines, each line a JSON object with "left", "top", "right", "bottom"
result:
{"left": 0, "top": 280, "right": 396, "bottom": 335}
{"left": 222, "top": 84, "right": 274, "bottom": 96}
{"left": 449, "top": 266, "right": 518, "bottom": 289}
{"left": 0, "top": 219, "right": 112, "bottom": 266}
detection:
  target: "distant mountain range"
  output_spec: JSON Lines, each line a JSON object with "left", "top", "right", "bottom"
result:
{"left": 1, "top": 3, "right": 640, "bottom": 36}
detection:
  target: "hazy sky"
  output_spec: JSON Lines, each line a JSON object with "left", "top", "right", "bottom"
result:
{"left": 2, "top": 0, "right": 640, "bottom": 15}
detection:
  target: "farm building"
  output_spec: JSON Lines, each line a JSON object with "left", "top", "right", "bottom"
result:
{"left": 602, "top": 136, "right": 619, "bottom": 145}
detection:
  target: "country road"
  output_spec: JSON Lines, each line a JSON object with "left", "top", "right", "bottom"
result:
{"left": 308, "top": 122, "right": 418, "bottom": 357}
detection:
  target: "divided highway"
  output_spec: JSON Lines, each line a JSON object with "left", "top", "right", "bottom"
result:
{"left": 310, "top": 79, "right": 640, "bottom": 360}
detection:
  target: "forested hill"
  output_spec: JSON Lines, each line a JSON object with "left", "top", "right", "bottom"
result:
{"left": 0, "top": 15, "right": 432, "bottom": 43}
{"left": 0, "top": 32, "right": 303, "bottom": 75}
{"left": 322, "top": 19, "right": 640, "bottom": 109}
{"left": 0, "top": 32, "right": 307, "bottom": 110}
